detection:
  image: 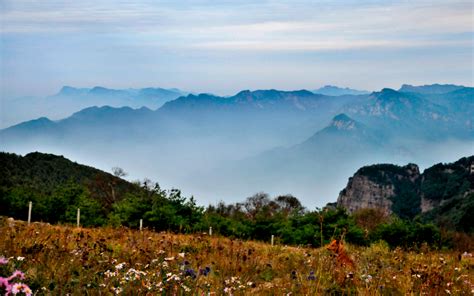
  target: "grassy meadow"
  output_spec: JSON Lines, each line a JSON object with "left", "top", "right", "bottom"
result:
{"left": 1, "top": 218, "right": 473, "bottom": 295}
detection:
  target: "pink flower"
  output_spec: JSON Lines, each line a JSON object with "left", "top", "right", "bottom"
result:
{"left": 11, "top": 283, "right": 21, "bottom": 294}
{"left": 10, "top": 283, "right": 32, "bottom": 296}
{"left": 0, "top": 277, "right": 10, "bottom": 288}
{"left": 0, "top": 257, "right": 8, "bottom": 265}
{"left": 8, "top": 270, "right": 25, "bottom": 281}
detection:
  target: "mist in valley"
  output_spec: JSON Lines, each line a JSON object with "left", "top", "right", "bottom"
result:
{"left": 1, "top": 86, "right": 472, "bottom": 209}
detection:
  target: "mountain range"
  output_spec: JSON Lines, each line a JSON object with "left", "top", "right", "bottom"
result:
{"left": 1, "top": 86, "right": 186, "bottom": 128}
{"left": 1, "top": 83, "right": 473, "bottom": 207}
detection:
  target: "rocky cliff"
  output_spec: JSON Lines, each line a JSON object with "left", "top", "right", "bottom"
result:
{"left": 337, "top": 156, "right": 474, "bottom": 226}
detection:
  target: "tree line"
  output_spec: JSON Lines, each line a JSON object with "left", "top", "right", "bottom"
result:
{"left": 1, "top": 152, "right": 472, "bottom": 250}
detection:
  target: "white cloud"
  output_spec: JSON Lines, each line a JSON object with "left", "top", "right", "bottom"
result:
{"left": 189, "top": 39, "right": 472, "bottom": 52}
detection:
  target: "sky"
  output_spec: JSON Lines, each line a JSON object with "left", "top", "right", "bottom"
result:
{"left": 1, "top": 0, "right": 473, "bottom": 98}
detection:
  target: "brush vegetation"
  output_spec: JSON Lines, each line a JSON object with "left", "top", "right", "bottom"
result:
{"left": 1, "top": 218, "right": 473, "bottom": 295}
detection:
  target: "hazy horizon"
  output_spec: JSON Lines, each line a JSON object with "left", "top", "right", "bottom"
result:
{"left": 1, "top": 0, "right": 473, "bottom": 98}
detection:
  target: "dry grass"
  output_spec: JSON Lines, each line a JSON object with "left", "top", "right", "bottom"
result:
{"left": 1, "top": 218, "right": 473, "bottom": 295}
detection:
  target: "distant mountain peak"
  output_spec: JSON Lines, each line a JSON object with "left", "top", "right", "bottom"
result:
{"left": 57, "top": 86, "right": 89, "bottom": 96}
{"left": 378, "top": 88, "right": 399, "bottom": 95}
{"left": 59, "top": 85, "right": 78, "bottom": 93}
{"left": 89, "top": 86, "right": 116, "bottom": 94}
{"left": 313, "top": 85, "right": 369, "bottom": 96}
{"left": 330, "top": 114, "right": 358, "bottom": 131}
{"left": 371, "top": 88, "right": 405, "bottom": 102}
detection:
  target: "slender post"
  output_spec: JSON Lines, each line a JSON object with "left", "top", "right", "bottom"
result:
{"left": 271, "top": 234, "right": 274, "bottom": 246}
{"left": 76, "top": 208, "right": 80, "bottom": 227}
{"left": 28, "top": 201, "right": 32, "bottom": 225}
{"left": 209, "top": 227, "right": 212, "bottom": 236}
{"left": 139, "top": 219, "right": 143, "bottom": 231}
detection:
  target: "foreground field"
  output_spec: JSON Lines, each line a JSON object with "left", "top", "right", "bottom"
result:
{"left": 0, "top": 219, "right": 473, "bottom": 295}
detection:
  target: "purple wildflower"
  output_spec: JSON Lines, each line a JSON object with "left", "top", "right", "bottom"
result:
{"left": 308, "top": 270, "right": 316, "bottom": 280}
{"left": 184, "top": 268, "right": 197, "bottom": 279}
{"left": 199, "top": 266, "right": 211, "bottom": 276}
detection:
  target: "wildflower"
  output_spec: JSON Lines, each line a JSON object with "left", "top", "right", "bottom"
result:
{"left": 111, "top": 286, "right": 123, "bottom": 295}
{"left": 0, "top": 257, "right": 8, "bottom": 265}
{"left": 200, "top": 266, "right": 211, "bottom": 276}
{"left": 104, "top": 270, "right": 117, "bottom": 278}
{"left": 16, "top": 257, "right": 25, "bottom": 262}
{"left": 362, "top": 274, "right": 372, "bottom": 283}
{"left": 184, "top": 268, "right": 196, "bottom": 279}
{"left": 307, "top": 270, "right": 316, "bottom": 280}
{"left": 115, "top": 263, "right": 126, "bottom": 270}
{"left": 10, "top": 283, "right": 32, "bottom": 296}
{"left": 8, "top": 270, "right": 26, "bottom": 281}
{"left": 0, "top": 277, "right": 9, "bottom": 288}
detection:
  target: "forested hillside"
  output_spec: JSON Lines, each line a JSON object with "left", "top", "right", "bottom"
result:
{"left": 0, "top": 152, "right": 202, "bottom": 228}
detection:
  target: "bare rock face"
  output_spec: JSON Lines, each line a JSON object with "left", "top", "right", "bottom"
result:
{"left": 420, "top": 196, "right": 436, "bottom": 213}
{"left": 335, "top": 156, "right": 473, "bottom": 229}
{"left": 337, "top": 163, "right": 421, "bottom": 216}
{"left": 337, "top": 175, "right": 395, "bottom": 215}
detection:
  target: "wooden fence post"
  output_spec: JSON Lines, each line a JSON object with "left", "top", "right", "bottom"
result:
{"left": 28, "top": 201, "right": 32, "bottom": 225}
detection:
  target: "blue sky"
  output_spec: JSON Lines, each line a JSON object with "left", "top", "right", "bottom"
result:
{"left": 1, "top": 0, "right": 472, "bottom": 97}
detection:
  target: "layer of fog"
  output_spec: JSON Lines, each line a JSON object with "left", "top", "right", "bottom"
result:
{"left": 2, "top": 138, "right": 472, "bottom": 209}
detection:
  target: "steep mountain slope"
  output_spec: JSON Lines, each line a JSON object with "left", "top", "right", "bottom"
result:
{"left": 343, "top": 88, "right": 470, "bottom": 140}
{"left": 337, "top": 156, "right": 474, "bottom": 231}
{"left": 296, "top": 113, "right": 383, "bottom": 154}
{"left": 0, "top": 151, "right": 144, "bottom": 221}
{"left": 0, "top": 151, "right": 135, "bottom": 193}
{"left": 198, "top": 114, "right": 388, "bottom": 203}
